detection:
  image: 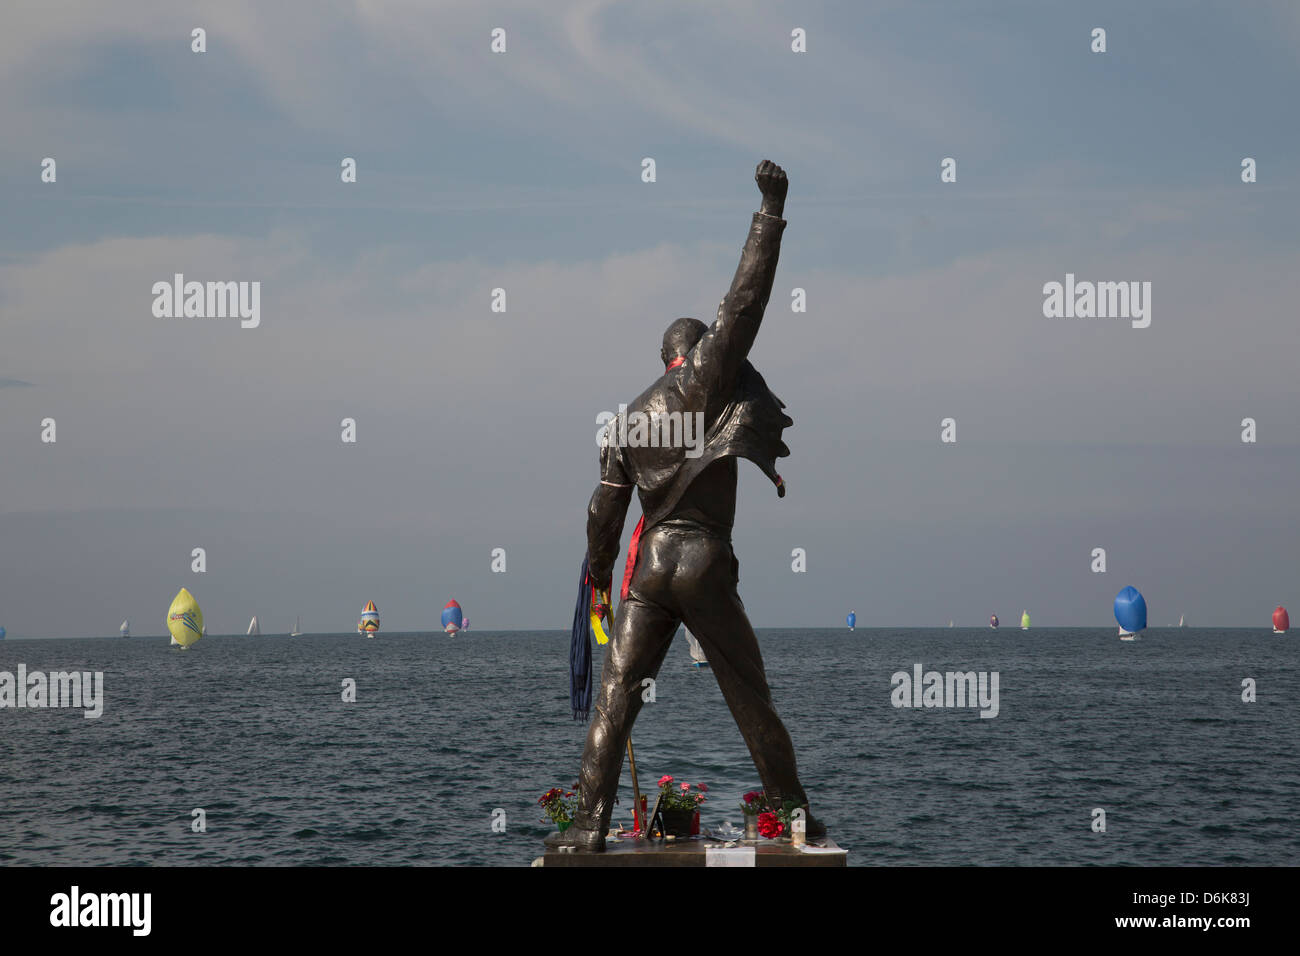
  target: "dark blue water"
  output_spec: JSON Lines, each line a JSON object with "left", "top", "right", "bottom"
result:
{"left": 1, "top": 628, "right": 1296, "bottom": 865}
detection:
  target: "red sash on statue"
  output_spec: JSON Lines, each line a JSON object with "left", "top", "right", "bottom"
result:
{"left": 620, "top": 515, "right": 646, "bottom": 601}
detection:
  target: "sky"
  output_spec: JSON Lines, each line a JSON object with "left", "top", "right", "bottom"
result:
{"left": 1, "top": 0, "right": 1298, "bottom": 637}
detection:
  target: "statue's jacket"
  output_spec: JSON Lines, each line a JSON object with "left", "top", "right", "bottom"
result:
{"left": 587, "top": 212, "right": 792, "bottom": 589}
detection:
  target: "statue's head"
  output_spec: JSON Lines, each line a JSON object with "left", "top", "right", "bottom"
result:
{"left": 661, "top": 317, "right": 707, "bottom": 369}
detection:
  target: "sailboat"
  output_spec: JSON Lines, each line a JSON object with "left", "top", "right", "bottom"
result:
{"left": 846, "top": 611, "right": 856, "bottom": 631}
{"left": 120, "top": 619, "right": 130, "bottom": 638}
{"left": 441, "top": 600, "right": 463, "bottom": 635}
{"left": 166, "top": 587, "right": 204, "bottom": 649}
{"left": 989, "top": 614, "right": 998, "bottom": 630}
{"left": 289, "top": 616, "right": 303, "bottom": 637}
{"left": 1179, "top": 613, "right": 1186, "bottom": 628}
{"left": 947, "top": 620, "right": 954, "bottom": 628}
{"left": 358, "top": 601, "right": 380, "bottom": 637}
{"left": 685, "top": 627, "right": 709, "bottom": 668}
{"left": 247, "top": 616, "right": 260, "bottom": 636}
{"left": 0, "top": 627, "right": 6, "bottom": 640}
{"left": 1020, "top": 610, "right": 1030, "bottom": 630}
{"left": 1115, "top": 586, "right": 1147, "bottom": 641}
{"left": 1274, "top": 606, "right": 1290, "bottom": 634}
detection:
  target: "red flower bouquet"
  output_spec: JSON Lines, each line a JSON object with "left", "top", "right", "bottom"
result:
{"left": 538, "top": 787, "right": 577, "bottom": 826}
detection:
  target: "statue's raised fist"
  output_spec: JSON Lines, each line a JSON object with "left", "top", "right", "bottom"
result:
{"left": 755, "top": 160, "right": 788, "bottom": 203}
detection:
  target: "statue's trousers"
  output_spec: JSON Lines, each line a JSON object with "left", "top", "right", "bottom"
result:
{"left": 574, "top": 524, "right": 810, "bottom": 833}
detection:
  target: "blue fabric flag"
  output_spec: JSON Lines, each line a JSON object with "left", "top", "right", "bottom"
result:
{"left": 570, "top": 555, "right": 594, "bottom": 721}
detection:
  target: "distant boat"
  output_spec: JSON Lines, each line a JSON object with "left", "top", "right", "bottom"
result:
{"left": 846, "top": 611, "right": 856, "bottom": 631}
{"left": 201, "top": 624, "right": 207, "bottom": 636}
{"left": 989, "top": 614, "right": 998, "bottom": 630}
{"left": 685, "top": 628, "right": 709, "bottom": 668}
{"left": 166, "top": 587, "right": 204, "bottom": 649}
{"left": 171, "top": 634, "right": 180, "bottom": 646}
{"left": 0, "top": 626, "right": 6, "bottom": 639}
{"left": 358, "top": 601, "right": 380, "bottom": 637}
{"left": 1020, "top": 611, "right": 1030, "bottom": 630}
{"left": 441, "top": 600, "right": 463, "bottom": 635}
{"left": 1274, "top": 606, "right": 1290, "bottom": 634}
{"left": 1115, "top": 585, "right": 1147, "bottom": 641}
{"left": 120, "top": 619, "right": 130, "bottom": 638}
{"left": 247, "top": 616, "right": 260, "bottom": 637}
{"left": 461, "top": 618, "right": 469, "bottom": 631}
{"left": 289, "top": 616, "right": 303, "bottom": 637}
{"left": 1179, "top": 613, "right": 1186, "bottom": 627}
{"left": 947, "top": 620, "right": 953, "bottom": 628}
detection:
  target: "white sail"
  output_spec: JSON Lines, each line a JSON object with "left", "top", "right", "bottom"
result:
{"left": 247, "top": 616, "right": 260, "bottom": 636}
{"left": 685, "top": 628, "right": 707, "bottom": 664}
{"left": 120, "top": 619, "right": 130, "bottom": 638}
{"left": 1179, "top": 614, "right": 1185, "bottom": 627}
{"left": 290, "top": 616, "right": 302, "bottom": 637}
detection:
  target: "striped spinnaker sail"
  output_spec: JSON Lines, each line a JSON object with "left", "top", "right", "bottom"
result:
{"left": 359, "top": 600, "right": 380, "bottom": 634}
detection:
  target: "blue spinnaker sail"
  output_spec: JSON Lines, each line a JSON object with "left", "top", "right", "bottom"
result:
{"left": 1114, "top": 586, "right": 1147, "bottom": 633}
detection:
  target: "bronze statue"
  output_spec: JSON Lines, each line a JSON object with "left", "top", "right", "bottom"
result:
{"left": 547, "top": 160, "right": 824, "bottom": 851}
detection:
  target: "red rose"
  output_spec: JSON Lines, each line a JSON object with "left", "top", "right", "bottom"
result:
{"left": 743, "top": 791, "right": 760, "bottom": 804}
{"left": 757, "top": 811, "right": 784, "bottom": 839}
{"left": 697, "top": 783, "right": 709, "bottom": 792}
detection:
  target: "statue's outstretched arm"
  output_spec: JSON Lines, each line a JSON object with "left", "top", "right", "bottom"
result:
{"left": 684, "top": 160, "right": 788, "bottom": 402}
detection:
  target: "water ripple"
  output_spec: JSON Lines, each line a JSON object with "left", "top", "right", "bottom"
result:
{"left": 0, "top": 628, "right": 1296, "bottom": 865}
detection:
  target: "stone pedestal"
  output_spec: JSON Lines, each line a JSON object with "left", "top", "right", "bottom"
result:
{"left": 539, "top": 836, "right": 847, "bottom": 867}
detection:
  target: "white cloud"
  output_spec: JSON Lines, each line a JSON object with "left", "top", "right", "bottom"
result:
{"left": 3, "top": 216, "right": 1296, "bottom": 524}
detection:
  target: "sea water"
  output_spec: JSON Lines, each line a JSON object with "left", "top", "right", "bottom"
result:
{"left": 0, "top": 628, "right": 1295, "bottom": 866}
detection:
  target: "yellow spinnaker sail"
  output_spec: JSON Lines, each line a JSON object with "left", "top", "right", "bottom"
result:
{"left": 166, "top": 587, "right": 204, "bottom": 647}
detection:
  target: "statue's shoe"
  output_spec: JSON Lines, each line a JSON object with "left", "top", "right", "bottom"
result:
{"left": 543, "top": 827, "right": 606, "bottom": 852}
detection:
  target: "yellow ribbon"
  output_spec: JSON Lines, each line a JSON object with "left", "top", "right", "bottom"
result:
{"left": 590, "top": 588, "right": 611, "bottom": 645}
